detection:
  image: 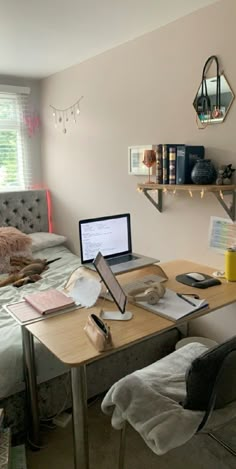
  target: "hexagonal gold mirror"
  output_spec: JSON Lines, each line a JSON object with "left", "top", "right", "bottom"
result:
{"left": 193, "top": 73, "right": 234, "bottom": 125}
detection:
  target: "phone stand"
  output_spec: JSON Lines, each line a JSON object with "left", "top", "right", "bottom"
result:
{"left": 100, "top": 310, "right": 133, "bottom": 321}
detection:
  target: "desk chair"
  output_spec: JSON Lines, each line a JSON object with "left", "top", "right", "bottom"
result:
{"left": 102, "top": 337, "right": 236, "bottom": 468}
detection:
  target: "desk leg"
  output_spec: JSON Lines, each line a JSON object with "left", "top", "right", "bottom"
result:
{"left": 22, "top": 327, "right": 40, "bottom": 446}
{"left": 71, "top": 366, "right": 89, "bottom": 469}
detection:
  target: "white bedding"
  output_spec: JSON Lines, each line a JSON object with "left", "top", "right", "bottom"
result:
{"left": 0, "top": 245, "right": 82, "bottom": 399}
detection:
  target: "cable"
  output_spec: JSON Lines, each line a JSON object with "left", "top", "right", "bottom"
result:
{"left": 40, "top": 373, "right": 71, "bottom": 423}
{"left": 40, "top": 422, "right": 57, "bottom": 430}
{"left": 87, "top": 393, "right": 104, "bottom": 408}
{"left": 27, "top": 436, "right": 47, "bottom": 450}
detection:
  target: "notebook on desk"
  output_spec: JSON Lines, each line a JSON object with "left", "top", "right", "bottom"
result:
{"left": 132, "top": 288, "right": 208, "bottom": 322}
{"left": 24, "top": 288, "right": 75, "bottom": 315}
{"left": 5, "top": 289, "right": 81, "bottom": 325}
{"left": 78, "top": 213, "right": 158, "bottom": 274}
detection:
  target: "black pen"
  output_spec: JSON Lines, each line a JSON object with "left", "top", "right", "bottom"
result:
{"left": 177, "top": 293, "right": 196, "bottom": 307}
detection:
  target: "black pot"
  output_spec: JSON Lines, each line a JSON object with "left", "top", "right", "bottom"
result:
{"left": 191, "top": 159, "right": 217, "bottom": 184}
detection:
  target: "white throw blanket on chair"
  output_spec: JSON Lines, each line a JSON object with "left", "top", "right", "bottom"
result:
{"left": 102, "top": 342, "right": 207, "bottom": 455}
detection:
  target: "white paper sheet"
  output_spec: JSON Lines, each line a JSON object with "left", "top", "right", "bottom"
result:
{"left": 208, "top": 216, "right": 236, "bottom": 253}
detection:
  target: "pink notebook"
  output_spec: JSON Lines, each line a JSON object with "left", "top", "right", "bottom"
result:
{"left": 24, "top": 288, "right": 75, "bottom": 315}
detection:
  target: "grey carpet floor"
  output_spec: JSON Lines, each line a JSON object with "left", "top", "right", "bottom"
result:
{"left": 26, "top": 399, "right": 236, "bottom": 469}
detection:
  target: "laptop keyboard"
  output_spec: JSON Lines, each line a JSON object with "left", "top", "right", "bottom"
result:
{"left": 107, "top": 254, "right": 138, "bottom": 266}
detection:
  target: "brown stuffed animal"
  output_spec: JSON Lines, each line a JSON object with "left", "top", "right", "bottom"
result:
{"left": 0, "top": 257, "right": 61, "bottom": 288}
{"left": 12, "top": 274, "right": 43, "bottom": 288}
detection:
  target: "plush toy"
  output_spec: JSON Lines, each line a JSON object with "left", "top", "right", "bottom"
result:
{"left": 0, "top": 256, "right": 61, "bottom": 288}
{"left": 216, "top": 164, "right": 235, "bottom": 185}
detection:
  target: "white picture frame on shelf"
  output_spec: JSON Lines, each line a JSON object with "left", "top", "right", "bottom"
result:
{"left": 128, "top": 145, "right": 157, "bottom": 175}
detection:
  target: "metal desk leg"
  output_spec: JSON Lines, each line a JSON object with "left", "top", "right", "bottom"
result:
{"left": 22, "top": 327, "right": 40, "bottom": 446}
{"left": 71, "top": 366, "right": 89, "bottom": 469}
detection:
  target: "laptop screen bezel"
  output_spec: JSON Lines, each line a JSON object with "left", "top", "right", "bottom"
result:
{"left": 79, "top": 213, "right": 132, "bottom": 264}
{"left": 93, "top": 252, "right": 127, "bottom": 314}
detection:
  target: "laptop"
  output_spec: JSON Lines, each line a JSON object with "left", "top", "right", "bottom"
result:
{"left": 78, "top": 213, "right": 159, "bottom": 274}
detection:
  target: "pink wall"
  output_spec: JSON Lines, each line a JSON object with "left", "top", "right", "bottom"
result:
{"left": 40, "top": 0, "right": 236, "bottom": 341}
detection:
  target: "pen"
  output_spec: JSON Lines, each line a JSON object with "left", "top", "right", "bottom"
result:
{"left": 178, "top": 293, "right": 200, "bottom": 299}
{"left": 177, "top": 293, "right": 196, "bottom": 307}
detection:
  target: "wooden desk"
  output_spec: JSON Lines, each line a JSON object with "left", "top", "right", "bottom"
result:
{"left": 25, "top": 260, "right": 236, "bottom": 469}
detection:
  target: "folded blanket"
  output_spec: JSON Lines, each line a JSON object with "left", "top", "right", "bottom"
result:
{"left": 102, "top": 342, "right": 207, "bottom": 455}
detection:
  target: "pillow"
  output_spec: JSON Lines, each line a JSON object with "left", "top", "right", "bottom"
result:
{"left": 0, "top": 227, "right": 32, "bottom": 274}
{"left": 0, "top": 227, "right": 32, "bottom": 257}
{"left": 29, "top": 232, "right": 67, "bottom": 252}
{"left": 184, "top": 336, "right": 236, "bottom": 411}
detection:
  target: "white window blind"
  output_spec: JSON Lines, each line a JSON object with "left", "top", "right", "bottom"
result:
{"left": 0, "top": 88, "right": 32, "bottom": 191}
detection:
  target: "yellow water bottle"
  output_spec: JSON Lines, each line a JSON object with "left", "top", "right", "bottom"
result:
{"left": 225, "top": 248, "right": 236, "bottom": 281}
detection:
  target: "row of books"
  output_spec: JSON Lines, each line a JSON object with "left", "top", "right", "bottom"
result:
{"left": 155, "top": 144, "right": 205, "bottom": 185}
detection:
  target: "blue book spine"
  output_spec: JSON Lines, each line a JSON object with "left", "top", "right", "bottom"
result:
{"left": 176, "top": 145, "right": 187, "bottom": 184}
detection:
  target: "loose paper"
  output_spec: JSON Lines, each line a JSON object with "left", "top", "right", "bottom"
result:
{"left": 208, "top": 216, "right": 236, "bottom": 253}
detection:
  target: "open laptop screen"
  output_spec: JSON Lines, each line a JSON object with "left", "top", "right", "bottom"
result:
{"left": 79, "top": 213, "right": 132, "bottom": 264}
{"left": 93, "top": 252, "right": 127, "bottom": 314}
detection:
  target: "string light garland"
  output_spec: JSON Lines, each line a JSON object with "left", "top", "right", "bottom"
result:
{"left": 50, "top": 96, "right": 84, "bottom": 133}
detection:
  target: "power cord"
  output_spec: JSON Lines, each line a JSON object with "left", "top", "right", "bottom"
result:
{"left": 39, "top": 373, "right": 71, "bottom": 424}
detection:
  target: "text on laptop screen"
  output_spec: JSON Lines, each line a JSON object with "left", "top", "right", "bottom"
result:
{"left": 79, "top": 214, "right": 132, "bottom": 263}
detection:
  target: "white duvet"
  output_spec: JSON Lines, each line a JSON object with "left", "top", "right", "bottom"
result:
{"left": 0, "top": 245, "right": 81, "bottom": 399}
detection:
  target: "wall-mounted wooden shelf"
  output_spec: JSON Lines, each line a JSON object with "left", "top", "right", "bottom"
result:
{"left": 137, "top": 183, "right": 236, "bottom": 221}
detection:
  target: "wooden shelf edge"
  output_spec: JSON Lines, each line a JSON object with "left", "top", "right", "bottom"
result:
{"left": 137, "top": 184, "right": 236, "bottom": 192}
{"left": 138, "top": 183, "right": 236, "bottom": 220}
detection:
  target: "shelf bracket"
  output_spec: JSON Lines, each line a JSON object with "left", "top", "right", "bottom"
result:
{"left": 213, "top": 190, "right": 236, "bottom": 221}
{"left": 142, "top": 188, "right": 163, "bottom": 213}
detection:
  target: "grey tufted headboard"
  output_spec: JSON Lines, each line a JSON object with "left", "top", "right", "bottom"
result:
{"left": 0, "top": 189, "right": 49, "bottom": 233}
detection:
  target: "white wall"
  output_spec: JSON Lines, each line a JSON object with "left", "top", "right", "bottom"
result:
{"left": 40, "top": 0, "right": 236, "bottom": 342}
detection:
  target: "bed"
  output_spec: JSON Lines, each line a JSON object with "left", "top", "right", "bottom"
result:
{"left": 0, "top": 189, "right": 179, "bottom": 438}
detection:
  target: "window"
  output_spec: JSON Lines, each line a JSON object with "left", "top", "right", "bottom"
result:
{"left": 0, "top": 86, "right": 31, "bottom": 190}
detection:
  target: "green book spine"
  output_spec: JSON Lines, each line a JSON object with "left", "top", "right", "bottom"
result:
{"left": 156, "top": 145, "right": 163, "bottom": 183}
